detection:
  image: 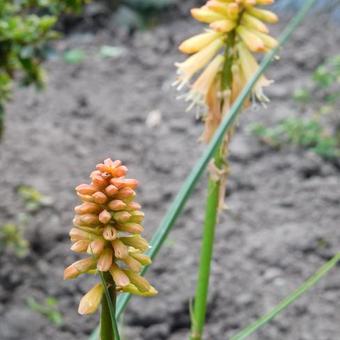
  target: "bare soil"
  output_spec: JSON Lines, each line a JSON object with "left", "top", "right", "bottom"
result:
{"left": 0, "top": 8, "right": 340, "bottom": 340}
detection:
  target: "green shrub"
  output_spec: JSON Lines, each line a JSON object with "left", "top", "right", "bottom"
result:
{"left": 0, "top": 1, "right": 88, "bottom": 130}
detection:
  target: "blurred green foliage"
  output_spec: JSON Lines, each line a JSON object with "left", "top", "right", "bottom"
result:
{"left": 249, "top": 118, "right": 340, "bottom": 160}
{"left": 293, "top": 55, "right": 340, "bottom": 113}
{"left": 0, "top": 0, "right": 89, "bottom": 130}
{"left": 26, "top": 296, "right": 63, "bottom": 326}
{"left": 0, "top": 223, "right": 29, "bottom": 258}
{"left": 17, "top": 184, "right": 52, "bottom": 212}
{"left": 250, "top": 55, "right": 340, "bottom": 160}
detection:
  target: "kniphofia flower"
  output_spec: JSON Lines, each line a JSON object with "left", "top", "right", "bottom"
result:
{"left": 175, "top": 0, "right": 279, "bottom": 142}
{"left": 64, "top": 159, "right": 157, "bottom": 315}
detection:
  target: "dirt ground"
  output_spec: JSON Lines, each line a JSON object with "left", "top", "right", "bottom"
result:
{"left": 0, "top": 5, "right": 340, "bottom": 340}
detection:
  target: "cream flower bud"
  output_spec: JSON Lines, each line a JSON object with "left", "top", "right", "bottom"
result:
{"left": 97, "top": 248, "right": 113, "bottom": 271}
{"left": 120, "top": 235, "right": 149, "bottom": 252}
{"left": 110, "top": 263, "right": 130, "bottom": 287}
{"left": 78, "top": 283, "right": 104, "bottom": 315}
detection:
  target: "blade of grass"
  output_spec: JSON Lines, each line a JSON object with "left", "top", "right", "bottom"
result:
{"left": 231, "top": 253, "right": 340, "bottom": 340}
{"left": 89, "top": 1, "right": 317, "bottom": 337}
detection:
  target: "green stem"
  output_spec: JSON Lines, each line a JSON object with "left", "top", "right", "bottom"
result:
{"left": 190, "top": 149, "right": 223, "bottom": 340}
{"left": 100, "top": 272, "right": 121, "bottom": 340}
{"left": 101, "top": 293, "right": 113, "bottom": 340}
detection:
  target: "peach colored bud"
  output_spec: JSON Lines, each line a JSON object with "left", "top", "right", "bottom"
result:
{"left": 110, "top": 178, "right": 138, "bottom": 189}
{"left": 95, "top": 163, "right": 108, "bottom": 173}
{"left": 79, "top": 214, "right": 100, "bottom": 226}
{"left": 191, "top": 7, "right": 226, "bottom": 24}
{"left": 92, "top": 192, "right": 108, "bottom": 204}
{"left": 115, "top": 187, "right": 136, "bottom": 201}
{"left": 108, "top": 199, "right": 127, "bottom": 211}
{"left": 130, "top": 252, "right": 152, "bottom": 266}
{"left": 110, "top": 263, "right": 130, "bottom": 287}
{"left": 124, "top": 270, "right": 151, "bottom": 292}
{"left": 64, "top": 257, "right": 96, "bottom": 280}
{"left": 120, "top": 235, "right": 149, "bottom": 252}
{"left": 77, "top": 193, "right": 94, "bottom": 203}
{"left": 111, "top": 165, "right": 128, "bottom": 177}
{"left": 99, "top": 210, "right": 112, "bottom": 224}
{"left": 97, "top": 248, "right": 113, "bottom": 271}
{"left": 113, "top": 211, "right": 131, "bottom": 223}
{"left": 75, "top": 202, "right": 101, "bottom": 214}
{"left": 126, "top": 202, "right": 141, "bottom": 211}
{"left": 129, "top": 211, "right": 145, "bottom": 223}
{"left": 78, "top": 283, "right": 103, "bottom": 315}
{"left": 112, "top": 239, "right": 129, "bottom": 259}
{"left": 122, "top": 255, "right": 142, "bottom": 272}
{"left": 210, "top": 19, "right": 236, "bottom": 33}
{"left": 116, "top": 223, "right": 144, "bottom": 234}
{"left": 104, "top": 158, "right": 121, "bottom": 168}
{"left": 236, "top": 25, "right": 265, "bottom": 52}
{"left": 76, "top": 184, "right": 97, "bottom": 195}
{"left": 103, "top": 226, "right": 117, "bottom": 241}
{"left": 69, "top": 228, "right": 97, "bottom": 242}
{"left": 122, "top": 283, "right": 157, "bottom": 297}
{"left": 88, "top": 239, "right": 105, "bottom": 255}
{"left": 91, "top": 174, "right": 108, "bottom": 188}
{"left": 105, "top": 184, "right": 118, "bottom": 197}
{"left": 71, "top": 240, "right": 90, "bottom": 253}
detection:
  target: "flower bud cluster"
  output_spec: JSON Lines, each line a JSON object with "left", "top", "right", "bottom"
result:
{"left": 175, "top": 0, "right": 279, "bottom": 142}
{"left": 64, "top": 159, "right": 157, "bottom": 315}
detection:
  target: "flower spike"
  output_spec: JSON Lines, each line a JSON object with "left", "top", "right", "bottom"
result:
{"left": 175, "top": 0, "right": 279, "bottom": 143}
{"left": 64, "top": 159, "right": 157, "bottom": 315}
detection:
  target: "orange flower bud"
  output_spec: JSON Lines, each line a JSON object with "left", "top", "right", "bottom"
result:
{"left": 98, "top": 210, "right": 112, "bottom": 224}
{"left": 110, "top": 178, "right": 139, "bottom": 189}
{"left": 64, "top": 257, "right": 96, "bottom": 280}
{"left": 75, "top": 184, "right": 97, "bottom": 195}
{"left": 92, "top": 192, "right": 108, "bottom": 204}
{"left": 105, "top": 184, "right": 119, "bottom": 197}
{"left": 75, "top": 202, "right": 101, "bottom": 214}
{"left": 108, "top": 199, "right": 127, "bottom": 211}
{"left": 120, "top": 235, "right": 149, "bottom": 252}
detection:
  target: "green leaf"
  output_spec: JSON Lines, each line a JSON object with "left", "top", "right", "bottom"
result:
{"left": 230, "top": 253, "right": 340, "bottom": 340}
{"left": 63, "top": 49, "right": 86, "bottom": 64}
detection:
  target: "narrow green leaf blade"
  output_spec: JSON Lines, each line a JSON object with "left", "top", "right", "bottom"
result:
{"left": 231, "top": 253, "right": 340, "bottom": 340}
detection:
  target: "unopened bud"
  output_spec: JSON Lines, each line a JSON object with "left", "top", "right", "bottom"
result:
{"left": 64, "top": 257, "right": 96, "bottom": 280}
{"left": 76, "top": 184, "right": 97, "bottom": 195}
{"left": 108, "top": 200, "right": 127, "bottom": 211}
{"left": 92, "top": 192, "right": 108, "bottom": 204}
{"left": 112, "top": 239, "right": 129, "bottom": 259}
{"left": 75, "top": 202, "right": 101, "bottom": 214}
{"left": 116, "top": 223, "right": 144, "bottom": 234}
{"left": 88, "top": 239, "right": 105, "bottom": 255}
{"left": 99, "top": 210, "right": 111, "bottom": 224}
{"left": 123, "top": 270, "right": 150, "bottom": 292}
{"left": 113, "top": 211, "right": 131, "bottom": 223}
{"left": 78, "top": 283, "right": 103, "bottom": 315}
{"left": 130, "top": 251, "right": 152, "bottom": 266}
{"left": 97, "top": 248, "right": 113, "bottom": 271}
{"left": 120, "top": 235, "right": 149, "bottom": 252}
{"left": 71, "top": 240, "right": 90, "bottom": 252}
{"left": 105, "top": 184, "right": 118, "bottom": 197}
{"left": 110, "top": 178, "right": 139, "bottom": 189}
{"left": 122, "top": 255, "right": 142, "bottom": 273}
{"left": 110, "top": 263, "right": 130, "bottom": 287}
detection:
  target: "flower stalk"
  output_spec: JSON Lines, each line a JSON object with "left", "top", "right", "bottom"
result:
{"left": 175, "top": 1, "right": 279, "bottom": 339}
{"left": 64, "top": 159, "right": 157, "bottom": 340}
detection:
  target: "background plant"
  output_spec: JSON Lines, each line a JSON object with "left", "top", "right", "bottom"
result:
{"left": 0, "top": 0, "right": 88, "bottom": 132}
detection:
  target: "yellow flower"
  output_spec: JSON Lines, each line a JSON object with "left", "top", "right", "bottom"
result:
{"left": 175, "top": 0, "right": 279, "bottom": 142}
